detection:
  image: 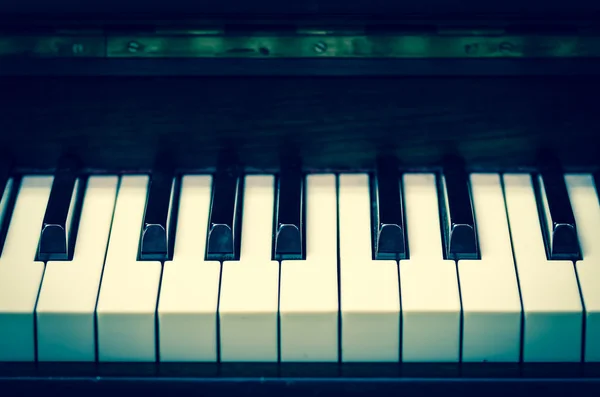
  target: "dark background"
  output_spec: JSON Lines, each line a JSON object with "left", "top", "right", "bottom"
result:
{"left": 1, "top": 0, "right": 600, "bottom": 24}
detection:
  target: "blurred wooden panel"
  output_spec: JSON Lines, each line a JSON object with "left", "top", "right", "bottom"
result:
{"left": 0, "top": 76, "right": 597, "bottom": 173}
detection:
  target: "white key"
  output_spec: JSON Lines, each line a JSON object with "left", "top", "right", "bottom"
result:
{"left": 565, "top": 174, "right": 600, "bottom": 362}
{"left": 36, "top": 176, "right": 118, "bottom": 361}
{"left": 219, "top": 175, "right": 279, "bottom": 362}
{"left": 458, "top": 174, "right": 521, "bottom": 362}
{"left": 158, "top": 175, "right": 221, "bottom": 362}
{"left": 0, "top": 176, "right": 53, "bottom": 361}
{"left": 339, "top": 174, "right": 400, "bottom": 362}
{"left": 400, "top": 173, "right": 461, "bottom": 362}
{"left": 280, "top": 174, "right": 338, "bottom": 362}
{"left": 96, "top": 175, "right": 162, "bottom": 361}
{"left": 503, "top": 174, "right": 582, "bottom": 362}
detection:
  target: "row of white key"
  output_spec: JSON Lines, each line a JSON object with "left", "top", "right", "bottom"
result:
{"left": 0, "top": 173, "right": 597, "bottom": 362}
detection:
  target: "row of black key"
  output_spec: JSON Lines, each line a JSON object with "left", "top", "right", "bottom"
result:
{"left": 1, "top": 155, "right": 588, "bottom": 263}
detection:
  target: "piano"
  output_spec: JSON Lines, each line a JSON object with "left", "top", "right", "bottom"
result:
{"left": 1, "top": 0, "right": 600, "bottom": 395}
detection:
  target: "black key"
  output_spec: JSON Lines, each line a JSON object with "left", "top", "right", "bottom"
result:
{"left": 372, "top": 156, "right": 406, "bottom": 260}
{"left": 206, "top": 165, "right": 243, "bottom": 261}
{"left": 139, "top": 165, "right": 177, "bottom": 261}
{"left": 38, "top": 156, "right": 84, "bottom": 261}
{"left": 535, "top": 153, "right": 580, "bottom": 261}
{"left": 0, "top": 159, "right": 16, "bottom": 256}
{"left": 439, "top": 155, "right": 478, "bottom": 260}
{"left": 274, "top": 164, "right": 304, "bottom": 260}
{"left": 0, "top": 161, "right": 11, "bottom": 201}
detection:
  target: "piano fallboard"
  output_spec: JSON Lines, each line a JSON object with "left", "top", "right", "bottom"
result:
{"left": 0, "top": 76, "right": 599, "bottom": 173}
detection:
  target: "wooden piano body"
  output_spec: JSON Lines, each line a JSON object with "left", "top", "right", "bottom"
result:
{"left": 0, "top": 1, "right": 600, "bottom": 395}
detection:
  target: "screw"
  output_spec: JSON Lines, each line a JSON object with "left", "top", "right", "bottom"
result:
{"left": 71, "top": 43, "right": 84, "bottom": 55}
{"left": 465, "top": 43, "right": 479, "bottom": 55}
{"left": 498, "top": 42, "right": 514, "bottom": 54}
{"left": 313, "top": 41, "right": 327, "bottom": 54}
{"left": 127, "top": 41, "right": 141, "bottom": 53}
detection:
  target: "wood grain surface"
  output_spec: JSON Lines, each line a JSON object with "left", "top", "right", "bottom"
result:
{"left": 0, "top": 76, "right": 597, "bottom": 173}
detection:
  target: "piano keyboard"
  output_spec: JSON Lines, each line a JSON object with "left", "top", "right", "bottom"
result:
{"left": 0, "top": 168, "right": 598, "bottom": 364}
